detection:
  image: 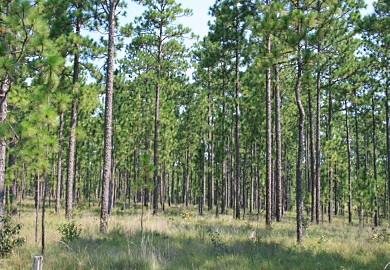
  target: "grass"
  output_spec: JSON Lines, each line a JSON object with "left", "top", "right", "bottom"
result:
{"left": 1, "top": 200, "right": 390, "bottom": 269}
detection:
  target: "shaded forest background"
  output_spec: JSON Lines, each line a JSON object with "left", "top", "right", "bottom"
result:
{"left": 0, "top": 0, "right": 389, "bottom": 245}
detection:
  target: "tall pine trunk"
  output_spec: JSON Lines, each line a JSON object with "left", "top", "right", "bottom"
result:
{"left": 0, "top": 77, "right": 8, "bottom": 227}
{"left": 308, "top": 87, "right": 316, "bottom": 223}
{"left": 295, "top": 39, "right": 305, "bottom": 244}
{"left": 234, "top": 7, "right": 241, "bottom": 220}
{"left": 56, "top": 112, "right": 64, "bottom": 214}
{"left": 385, "top": 82, "right": 390, "bottom": 219}
{"left": 327, "top": 87, "right": 333, "bottom": 224}
{"left": 353, "top": 90, "right": 362, "bottom": 226}
{"left": 315, "top": 66, "right": 322, "bottom": 225}
{"left": 100, "top": 0, "right": 117, "bottom": 233}
{"left": 372, "top": 96, "right": 379, "bottom": 226}
{"left": 65, "top": 14, "right": 81, "bottom": 220}
{"left": 0, "top": 1, "right": 11, "bottom": 228}
{"left": 274, "top": 65, "right": 282, "bottom": 222}
{"left": 152, "top": 21, "right": 164, "bottom": 216}
{"left": 345, "top": 100, "right": 352, "bottom": 224}
{"left": 265, "top": 0, "right": 272, "bottom": 227}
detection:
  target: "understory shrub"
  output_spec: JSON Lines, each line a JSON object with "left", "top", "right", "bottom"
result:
{"left": 0, "top": 215, "right": 25, "bottom": 257}
{"left": 58, "top": 220, "right": 81, "bottom": 242}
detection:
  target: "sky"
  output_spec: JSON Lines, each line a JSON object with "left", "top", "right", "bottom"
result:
{"left": 124, "top": 0, "right": 375, "bottom": 40}
{"left": 125, "top": 0, "right": 214, "bottom": 40}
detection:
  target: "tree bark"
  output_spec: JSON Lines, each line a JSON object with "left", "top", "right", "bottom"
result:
{"left": 274, "top": 65, "right": 282, "bottom": 222}
{"left": 353, "top": 90, "right": 362, "bottom": 226}
{"left": 208, "top": 88, "right": 214, "bottom": 210}
{"left": 295, "top": 32, "right": 305, "bottom": 243}
{"left": 0, "top": 75, "right": 9, "bottom": 228}
{"left": 152, "top": 18, "right": 164, "bottom": 215}
{"left": 372, "top": 96, "right": 379, "bottom": 226}
{"left": 345, "top": 100, "right": 352, "bottom": 224}
{"left": 56, "top": 112, "right": 64, "bottom": 214}
{"left": 100, "top": 0, "right": 117, "bottom": 233}
{"left": 385, "top": 80, "right": 390, "bottom": 220}
{"left": 265, "top": 27, "right": 272, "bottom": 226}
{"left": 234, "top": 4, "right": 241, "bottom": 219}
{"left": 65, "top": 13, "right": 81, "bottom": 219}
{"left": 35, "top": 174, "right": 40, "bottom": 245}
{"left": 314, "top": 0, "right": 323, "bottom": 225}
{"left": 327, "top": 86, "right": 333, "bottom": 225}
{"left": 308, "top": 87, "right": 316, "bottom": 223}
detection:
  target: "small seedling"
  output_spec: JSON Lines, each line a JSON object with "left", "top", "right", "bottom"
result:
{"left": 58, "top": 220, "right": 81, "bottom": 242}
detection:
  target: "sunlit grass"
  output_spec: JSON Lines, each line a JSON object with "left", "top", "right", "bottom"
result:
{"left": 1, "top": 199, "right": 390, "bottom": 269}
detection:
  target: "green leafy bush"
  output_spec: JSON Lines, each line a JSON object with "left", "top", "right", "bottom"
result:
{"left": 207, "top": 229, "right": 226, "bottom": 250}
{"left": 0, "top": 215, "right": 25, "bottom": 257}
{"left": 58, "top": 221, "right": 81, "bottom": 242}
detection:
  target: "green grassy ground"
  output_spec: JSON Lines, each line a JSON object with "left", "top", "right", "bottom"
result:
{"left": 1, "top": 201, "right": 389, "bottom": 269}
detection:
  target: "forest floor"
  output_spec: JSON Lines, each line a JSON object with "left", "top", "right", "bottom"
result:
{"left": 1, "top": 200, "right": 390, "bottom": 269}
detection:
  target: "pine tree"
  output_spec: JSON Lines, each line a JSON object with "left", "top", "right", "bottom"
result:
{"left": 0, "top": 0, "right": 55, "bottom": 227}
{"left": 100, "top": 0, "right": 121, "bottom": 234}
{"left": 129, "top": 0, "right": 192, "bottom": 215}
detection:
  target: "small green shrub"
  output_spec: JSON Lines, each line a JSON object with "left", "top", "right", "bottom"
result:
{"left": 302, "top": 217, "right": 310, "bottom": 229}
{"left": 207, "top": 229, "right": 225, "bottom": 249}
{"left": 181, "top": 210, "right": 193, "bottom": 224}
{"left": 58, "top": 221, "right": 81, "bottom": 242}
{"left": 0, "top": 215, "right": 25, "bottom": 257}
{"left": 318, "top": 234, "right": 329, "bottom": 244}
{"left": 181, "top": 210, "right": 192, "bottom": 220}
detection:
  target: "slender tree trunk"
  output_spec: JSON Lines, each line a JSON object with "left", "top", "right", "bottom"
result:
{"left": 65, "top": 14, "right": 81, "bottom": 219}
{"left": 315, "top": 66, "right": 322, "bottom": 225}
{"left": 0, "top": 75, "right": 9, "bottom": 228}
{"left": 265, "top": 0, "right": 272, "bottom": 226}
{"left": 153, "top": 21, "right": 164, "bottom": 215}
{"left": 41, "top": 170, "right": 48, "bottom": 254}
{"left": 345, "top": 99, "right": 352, "bottom": 224}
{"left": 100, "top": 0, "right": 117, "bottom": 233}
{"left": 161, "top": 163, "right": 165, "bottom": 212}
{"left": 243, "top": 147, "right": 247, "bottom": 216}
{"left": 0, "top": 1, "right": 11, "bottom": 228}
{"left": 385, "top": 82, "right": 390, "bottom": 220}
{"left": 56, "top": 112, "right": 64, "bottom": 214}
{"left": 251, "top": 145, "right": 256, "bottom": 214}
{"left": 108, "top": 157, "right": 116, "bottom": 214}
{"left": 372, "top": 96, "right": 379, "bottom": 226}
{"left": 234, "top": 7, "right": 241, "bottom": 219}
{"left": 203, "top": 142, "right": 207, "bottom": 209}
{"left": 308, "top": 87, "right": 316, "bottom": 223}
{"left": 171, "top": 161, "right": 175, "bottom": 205}
{"left": 35, "top": 174, "right": 40, "bottom": 245}
{"left": 200, "top": 143, "right": 205, "bottom": 215}
{"left": 327, "top": 87, "right": 333, "bottom": 225}
{"left": 208, "top": 87, "right": 213, "bottom": 210}
{"left": 221, "top": 79, "right": 227, "bottom": 215}
{"left": 354, "top": 90, "right": 362, "bottom": 226}
{"left": 228, "top": 135, "right": 232, "bottom": 209}
{"left": 184, "top": 148, "right": 189, "bottom": 207}
{"left": 274, "top": 65, "right": 282, "bottom": 222}
{"left": 65, "top": 96, "right": 77, "bottom": 219}
{"left": 295, "top": 37, "right": 305, "bottom": 243}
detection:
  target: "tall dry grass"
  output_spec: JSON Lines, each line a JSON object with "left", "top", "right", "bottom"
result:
{"left": 1, "top": 200, "right": 389, "bottom": 269}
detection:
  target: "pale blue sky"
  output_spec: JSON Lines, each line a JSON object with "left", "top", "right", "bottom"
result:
{"left": 124, "top": 0, "right": 374, "bottom": 41}
{"left": 125, "top": 0, "right": 214, "bottom": 39}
